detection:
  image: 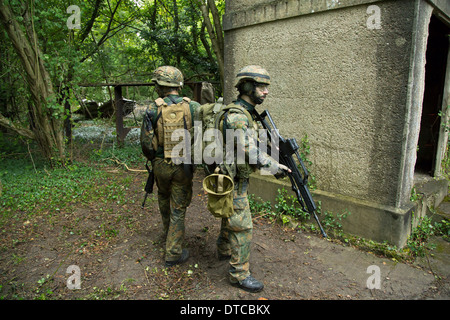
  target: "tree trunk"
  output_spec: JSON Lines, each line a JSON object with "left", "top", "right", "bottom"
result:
{"left": 196, "top": 0, "right": 224, "bottom": 92}
{"left": 207, "top": 0, "right": 224, "bottom": 54}
{"left": 0, "top": 0, "right": 65, "bottom": 164}
{"left": 0, "top": 113, "right": 34, "bottom": 139}
{"left": 173, "top": 0, "right": 181, "bottom": 66}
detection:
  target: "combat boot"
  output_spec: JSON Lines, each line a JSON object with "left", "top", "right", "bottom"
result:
{"left": 231, "top": 275, "right": 264, "bottom": 293}
{"left": 165, "top": 249, "right": 189, "bottom": 267}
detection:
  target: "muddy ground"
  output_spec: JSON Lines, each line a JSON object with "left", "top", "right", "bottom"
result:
{"left": 0, "top": 168, "right": 448, "bottom": 304}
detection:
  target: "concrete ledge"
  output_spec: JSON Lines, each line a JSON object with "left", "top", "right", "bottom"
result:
{"left": 413, "top": 175, "right": 449, "bottom": 228}
{"left": 414, "top": 175, "right": 448, "bottom": 210}
{"left": 248, "top": 173, "right": 415, "bottom": 248}
{"left": 223, "top": 0, "right": 383, "bottom": 31}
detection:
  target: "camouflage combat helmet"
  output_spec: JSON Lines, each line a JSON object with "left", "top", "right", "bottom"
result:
{"left": 151, "top": 66, "right": 184, "bottom": 87}
{"left": 234, "top": 65, "right": 270, "bottom": 88}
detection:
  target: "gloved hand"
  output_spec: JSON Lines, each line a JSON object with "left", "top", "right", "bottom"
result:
{"left": 274, "top": 163, "right": 291, "bottom": 179}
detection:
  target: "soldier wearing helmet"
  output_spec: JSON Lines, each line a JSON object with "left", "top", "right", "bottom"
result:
{"left": 152, "top": 65, "right": 184, "bottom": 90}
{"left": 216, "top": 65, "right": 290, "bottom": 292}
{"left": 234, "top": 65, "right": 271, "bottom": 105}
{"left": 143, "top": 66, "right": 200, "bottom": 267}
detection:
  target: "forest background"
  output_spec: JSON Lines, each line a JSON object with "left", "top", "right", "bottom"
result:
{"left": 0, "top": 0, "right": 224, "bottom": 165}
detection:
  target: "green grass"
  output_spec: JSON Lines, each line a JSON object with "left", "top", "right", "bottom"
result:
{"left": 0, "top": 134, "right": 142, "bottom": 229}
{"left": 1, "top": 161, "right": 103, "bottom": 213}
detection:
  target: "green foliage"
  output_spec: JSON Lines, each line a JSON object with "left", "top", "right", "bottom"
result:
{"left": 1, "top": 0, "right": 223, "bottom": 142}
{"left": 321, "top": 210, "right": 350, "bottom": 239}
{"left": 90, "top": 142, "right": 144, "bottom": 167}
{"left": 248, "top": 194, "right": 272, "bottom": 216}
{"left": 274, "top": 189, "right": 309, "bottom": 221}
{"left": 139, "top": 0, "right": 221, "bottom": 87}
{"left": 410, "top": 186, "right": 420, "bottom": 202}
{"left": 0, "top": 132, "right": 27, "bottom": 157}
{"left": 0, "top": 136, "right": 137, "bottom": 230}
{"left": 297, "top": 134, "right": 316, "bottom": 190}
{"left": 406, "top": 216, "right": 438, "bottom": 257}
{"left": 298, "top": 134, "right": 312, "bottom": 167}
{"left": 438, "top": 106, "right": 450, "bottom": 180}
{"left": 1, "top": 154, "right": 104, "bottom": 217}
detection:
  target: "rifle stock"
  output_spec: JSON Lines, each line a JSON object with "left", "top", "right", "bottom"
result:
{"left": 256, "top": 110, "right": 327, "bottom": 238}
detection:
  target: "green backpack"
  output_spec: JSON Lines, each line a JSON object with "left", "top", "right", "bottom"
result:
{"left": 194, "top": 101, "right": 254, "bottom": 218}
{"left": 193, "top": 101, "right": 254, "bottom": 176}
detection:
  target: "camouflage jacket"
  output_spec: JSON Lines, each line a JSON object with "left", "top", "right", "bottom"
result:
{"left": 221, "top": 98, "right": 282, "bottom": 179}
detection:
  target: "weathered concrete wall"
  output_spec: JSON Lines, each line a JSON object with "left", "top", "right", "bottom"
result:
{"left": 223, "top": 0, "right": 449, "bottom": 246}
{"left": 224, "top": 0, "right": 417, "bottom": 207}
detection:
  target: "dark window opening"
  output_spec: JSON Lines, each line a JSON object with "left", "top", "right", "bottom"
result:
{"left": 416, "top": 15, "right": 449, "bottom": 176}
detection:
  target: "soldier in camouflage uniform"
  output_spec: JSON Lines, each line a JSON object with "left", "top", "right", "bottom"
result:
{"left": 216, "top": 65, "right": 290, "bottom": 292}
{"left": 143, "top": 66, "right": 200, "bottom": 267}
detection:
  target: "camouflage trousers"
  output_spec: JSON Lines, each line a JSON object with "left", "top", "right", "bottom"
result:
{"left": 217, "top": 179, "right": 253, "bottom": 282}
{"left": 153, "top": 158, "right": 193, "bottom": 262}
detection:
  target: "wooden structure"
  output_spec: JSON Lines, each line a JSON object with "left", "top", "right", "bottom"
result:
{"left": 78, "top": 81, "right": 213, "bottom": 145}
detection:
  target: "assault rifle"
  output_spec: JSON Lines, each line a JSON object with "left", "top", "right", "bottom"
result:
{"left": 141, "top": 161, "right": 154, "bottom": 208}
{"left": 254, "top": 110, "right": 327, "bottom": 238}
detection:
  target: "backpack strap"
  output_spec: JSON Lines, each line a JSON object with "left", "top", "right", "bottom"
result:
{"left": 155, "top": 97, "right": 166, "bottom": 107}
{"left": 165, "top": 96, "right": 190, "bottom": 106}
{"left": 214, "top": 104, "right": 254, "bottom": 130}
{"left": 182, "top": 97, "right": 192, "bottom": 128}
{"left": 154, "top": 98, "right": 165, "bottom": 146}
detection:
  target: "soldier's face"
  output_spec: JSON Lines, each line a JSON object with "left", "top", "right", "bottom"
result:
{"left": 254, "top": 84, "right": 269, "bottom": 103}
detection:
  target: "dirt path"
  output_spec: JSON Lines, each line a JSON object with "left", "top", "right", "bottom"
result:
{"left": 0, "top": 170, "right": 448, "bottom": 301}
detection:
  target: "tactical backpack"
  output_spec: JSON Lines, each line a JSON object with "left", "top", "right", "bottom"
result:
{"left": 193, "top": 101, "right": 254, "bottom": 176}
{"left": 194, "top": 101, "right": 255, "bottom": 218}
{"left": 140, "top": 96, "right": 192, "bottom": 162}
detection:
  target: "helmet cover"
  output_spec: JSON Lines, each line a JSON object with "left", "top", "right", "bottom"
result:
{"left": 152, "top": 66, "right": 184, "bottom": 87}
{"left": 234, "top": 65, "right": 270, "bottom": 88}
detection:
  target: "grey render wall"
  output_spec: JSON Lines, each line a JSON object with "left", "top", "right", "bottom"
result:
{"left": 223, "top": 0, "right": 425, "bottom": 209}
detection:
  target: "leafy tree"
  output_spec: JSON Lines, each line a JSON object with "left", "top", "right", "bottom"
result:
{"left": 139, "top": 0, "right": 223, "bottom": 89}
{"left": 0, "top": 0, "right": 65, "bottom": 164}
{"left": 0, "top": 0, "right": 224, "bottom": 164}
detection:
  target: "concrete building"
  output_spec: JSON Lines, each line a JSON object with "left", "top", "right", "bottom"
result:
{"left": 222, "top": 0, "right": 450, "bottom": 247}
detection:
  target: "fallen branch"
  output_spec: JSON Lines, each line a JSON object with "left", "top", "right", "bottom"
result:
{"left": 108, "top": 157, "right": 146, "bottom": 172}
{"left": 252, "top": 211, "right": 273, "bottom": 221}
